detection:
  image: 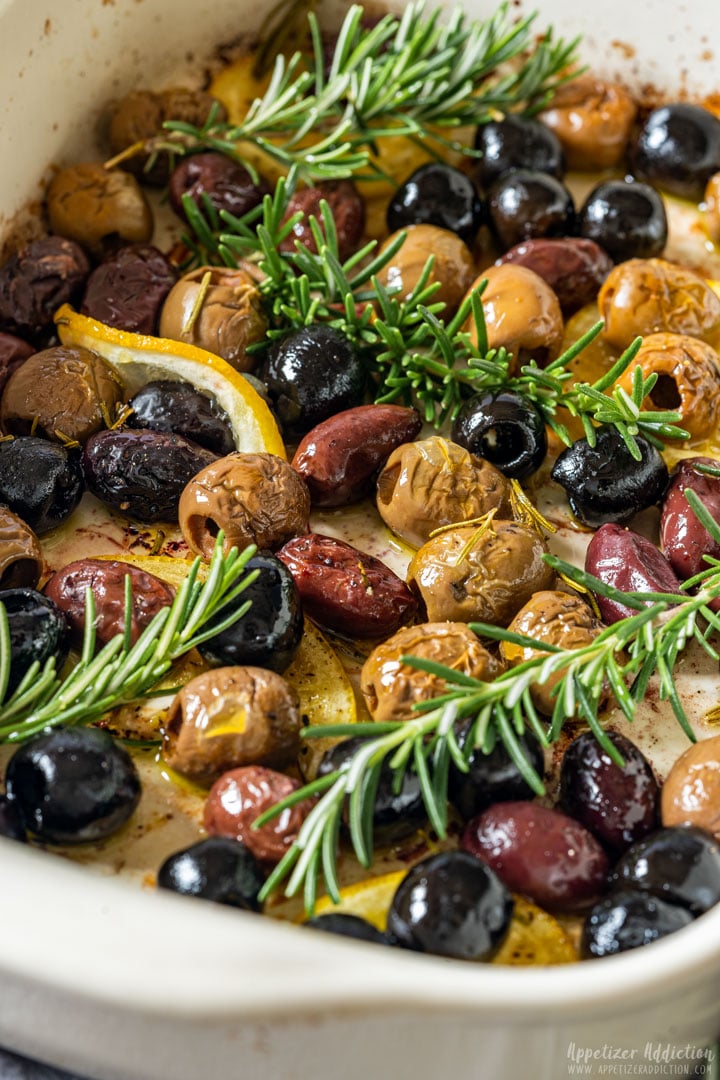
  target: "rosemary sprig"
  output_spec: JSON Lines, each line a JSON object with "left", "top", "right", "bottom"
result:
{"left": 0, "top": 536, "right": 258, "bottom": 744}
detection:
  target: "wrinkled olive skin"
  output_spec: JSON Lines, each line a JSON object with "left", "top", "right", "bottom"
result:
{"left": 609, "top": 826, "right": 720, "bottom": 915}
{"left": 585, "top": 523, "right": 681, "bottom": 624}
{"left": 560, "top": 731, "right": 659, "bottom": 853}
{"left": 496, "top": 237, "right": 613, "bottom": 315}
{"left": 488, "top": 170, "right": 576, "bottom": 251}
{"left": 0, "top": 333, "right": 34, "bottom": 395}
{"left": 168, "top": 152, "right": 269, "bottom": 222}
{"left": 451, "top": 391, "right": 547, "bottom": 480}
{"left": 47, "top": 163, "right": 153, "bottom": 258}
{"left": 5, "top": 727, "right": 141, "bottom": 844}
{"left": 538, "top": 76, "right": 637, "bottom": 170}
{"left": 387, "top": 162, "right": 485, "bottom": 245}
{"left": 662, "top": 735, "right": 720, "bottom": 838}
{"left": 157, "top": 837, "right": 265, "bottom": 910}
{"left": 279, "top": 180, "right": 365, "bottom": 261}
{"left": 376, "top": 224, "right": 475, "bottom": 315}
{"left": 0, "top": 236, "right": 90, "bottom": 343}
{"left": 1, "top": 345, "right": 125, "bottom": 444}
{"left": 551, "top": 425, "right": 669, "bottom": 528}
{"left": 83, "top": 429, "right": 217, "bottom": 523}
{"left": 128, "top": 380, "right": 235, "bottom": 456}
{"left": 448, "top": 722, "right": 545, "bottom": 822}
{"left": 473, "top": 116, "right": 565, "bottom": 188}
{"left": 0, "top": 437, "right": 84, "bottom": 535}
{"left": 578, "top": 179, "right": 668, "bottom": 263}
{"left": 198, "top": 553, "right": 303, "bottom": 674}
{"left": 0, "top": 507, "right": 43, "bottom": 590}
{"left": 582, "top": 889, "right": 693, "bottom": 958}
{"left": 82, "top": 246, "right": 177, "bottom": 335}
{"left": 260, "top": 325, "right": 366, "bottom": 438}
{"left": 0, "top": 588, "right": 68, "bottom": 695}
{"left": 629, "top": 103, "right": 720, "bottom": 200}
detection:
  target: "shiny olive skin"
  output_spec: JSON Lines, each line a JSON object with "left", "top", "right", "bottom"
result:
{"left": 609, "top": 826, "right": 720, "bottom": 915}
{"left": 318, "top": 736, "right": 427, "bottom": 843}
{"left": 560, "top": 731, "right": 659, "bottom": 853}
{"left": 387, "top": 162, "right": 485, "bottom": 245}
{"left": 82, "top": 429, "right": 217, "bottom": 523}
{"left": 551, "top": 425, "right": 669, "bottom": 528}
{"left": 387, "top": 851, "right": 513, "bottom": 961}
{"left": 578, "top": 180, "right": 668, "bottom": 263}
{"left": 496, "top": 237, "right": 613, "bottom": 315}
{"left": 584, "top": 523, "right": 681, "bottom": 625}
{"left": 0, "top": 588, "right": 69, "bottom": 695}
{"left": 629, "top": 103, "right": 720, "bottom": 200}
{"left": 198, "top": 553, "right": 303, "bottom": 674}
{"left": 448, "top": 721, "right": 544, "bottom": 822}
{"left": 0, "top": 236, "right": 90, "bottom": 343}
{"left": 305, "top": 913, "right": 389, "bottom": 945}
{"left": 474, "top": 116, "right": 565, "bottom": 189}
{"left": 0, "top": 794, "right": 27, "bottom": 842}
{"left": 260, "top": 326, "right": 366, "bottom": 438}
{"left": 660, "top": 458, "right": 720, "bottom": 581}
{"left": 0, "top": 437, "right": 84, "bottom": 535}
{"left": 5, "top": 727, "right": 141, "bottom": 844}
{"left": 451, "top": 391, "right": 547, "bottom": 480}
{"left": 168, "top": 152, "right": 269, "bottom": 222}
{"left": 582, "top": 889, "right": 694, "bottom": 958}
{"left": 0, "top": 332, "right": 33, "bottom": 395}
{"left": 488, "top": 170, "right": 576, "bottom": 251}
{"left": 127, "top": 380, "right": 235, "bottom": 456}
{"left": 81, "top": 245, "right": 177, "bottom": 335}
{"left": 157, "top": 837, "right": 265, "bottom": 911}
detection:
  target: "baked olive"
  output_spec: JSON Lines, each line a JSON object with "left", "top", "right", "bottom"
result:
{"left": 538, "top": 75, "right": 637, "bottom": 170}
{"left": 46, "top": 163, "right": 153, "bottom": 258}
{"left": 551, "top": 425, "right": 669, "bottom": 528}
{"left": 660, "top": 458, "right": 720, "bottom": 581}
{"left": 451, "top": 391, "right": 547, "bottom": 479}
{"left": 0, "top": 508, "right": 43, "bottom": 590}
{"left": 0, "top": 436, "right": 84, "bottom": 535}
{"left": 662, "top": 735, "right": 720, "bottom": 838}
{"left": 305, "top": 914, "right": 388, "bottom": 945}
{"left": 1, "top": 345, "right": 125, "bottom": 444}
{"left": 376, "top": 436, "right": 512, "bottom": 549}
{"left": 585, "top": 523, "right": 681, "bottom": 625}
{"left": 259, "top": 325, "right": 366, "bottom": 438}
{"left": 0, "top": 588, "right": 68, "bottom": 695}
{"left": 473, "top": 115, "right": 565, "bottom": 188}
{"left": 387, "top": 851, "right": 513, "bottom": 961}
{"left": 127, "top": 380, "right": 235, "bottom": 456}
{"left": 198, "top": 552, "right": 303, "bottom": 673}
{"left": 578, "top": 180, "right": 668, "bottom": 263}
{"left": 83, "top": 429, "right": 217, "bottom": 523}
{"left": 387, "top": 162, "right": 485, "bottom": 245}
{"left": 706, "top": 172, "right": 720, "bottom": 244}
{"left": 609, "top": 826, "right": 720, "bottom": 915}
{"left": 629, "top": 103, "right": 720, "bottom": 201}
{"left": 375, "top": 223, "right": 475, "bottom": 316}
{"left": 0, "top": 795, "right": 27, "bottom": 842}
{"left": 448, "top": 722, "right": 545, "bottom": 822}
{"left": 159, "top": 265, "right": 267, "bottom": 372}
{"left": 0, "top": 332, "right": 33, "bottom": 394}
{"left": 0, "top": 236, "right": 90, "bottom": 343}
{"left": 168, "top": 151, "right": 269, "bottom": 222}
{"left": 5, "top": 726, "right": 141, "bottom": 844}
{"left": 487, "top": 170, "right": 576, "bottom": 251}
{"left": 279, "top": 180, "right": 365, "bottom": 260}
{"left": 157, "top": 837, "right": 264, "bottom": 911}
{"left": 582, "top": 889, "right": 694, "bottom": 958}
{"left": 179, "top": 452, "right": 310, "bottom": 558}
{"left": 81, "top": 245, "right": 177, "bottom": 335}
{"left": 496, "top": 237, "right": 613, "bottom": 315}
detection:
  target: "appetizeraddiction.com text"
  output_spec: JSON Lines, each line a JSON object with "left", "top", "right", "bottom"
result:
{"left": 566, "top": 1042, "right": 718, "bottom": 1077}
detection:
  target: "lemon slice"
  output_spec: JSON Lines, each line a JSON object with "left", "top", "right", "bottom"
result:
{"left": 54, "top": 305, "right": 285, "bottom": 458}
{"left": 312, "top": 871, "right": 405, "bottom": 930}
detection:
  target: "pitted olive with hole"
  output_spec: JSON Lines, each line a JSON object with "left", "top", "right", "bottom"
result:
{"left": 538, "top": 75, "right": 637, "bottom": 170}
{"left": 47, "top": 163, "right": 153, "bottom": 258}
{"left": 0, "top": 508, "right": 43, "bottom": 590}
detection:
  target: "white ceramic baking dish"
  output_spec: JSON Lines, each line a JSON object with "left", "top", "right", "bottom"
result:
{"left": 1, "top": 2, "right": 720, "bottom": 1079}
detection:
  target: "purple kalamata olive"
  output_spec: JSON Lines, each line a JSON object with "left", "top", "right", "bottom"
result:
{"left": 584, "top": 523, "right": 681, "bottom": 624}
{"left": 81, "top": 246, "right": 177, "bottom": 335}
{"left": 660, "top": 457, "right": 720, "bottom": 581}
{"left": 279, "top": 180, "right": 365, "bottom": 261}
{"left": 0, "top": 236, "right": 90, "bottom": 342}
{"left": 168, "top": 152, "right": 269, "bottom": 222}
{"left": 495, "top": 237, "right": 613, "bottom": 314}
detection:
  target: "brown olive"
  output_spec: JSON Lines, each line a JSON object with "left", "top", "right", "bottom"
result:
{"left": 162, "top": 666, "right": 301, "bottom": 786}
{"left": 0, "top": 508, "right": 43, "bottom": 589}
{"left": 0, "top": 236, "right": 90, "bottom": 343}
{"left": 108, "top": 87, "right": 227, "bottom": 185}
{"left": 598, "top": 258, "right": 720, "bottom": 350}
{"left": 661, "top": 735, "right": 720, "bottom": 838}
{"left": 501, "top": 591, "right": 604, "bottom": 715}
{"left": 376, "top": 436, "right": 512, "bottom": 549}
{"left": 408, "top": 521, "right": 555, "bottom": 626}
{"left": 462, "top": 265, "right": 564, "bottom": 370}
{"left": 279, "top": 180, "right": 365, "bottom": 262}
{"left": 0, "top": 345, "right": 125, "bottom": 444}
{"left": 615, "top": 332, "right": 720, "bottom": 442}
{"left": 375, "top": 224, "right": 475, "bottom": 315}
{"left": 159, "top": 266, "right": 267, "bottom": 372}
{"left": 360, "top": 622, "right": 504, "bottom": 723}
{"left": 538, "top": 75, "right": 638, "bottom": 170}
{"left": 46, "top": 163, "right": 153, "bottom": 258}
{"left": 81, "top": 245, "right": 177, "bottom": 336}
{"left": 0, "top": 333, "right": 34, "bottom": 395}
{"left": 705, "top": 173, "right": 720, "bottom": 244}
{"left": 495, "top": 237, "right": 613, "bottom": 315}
{"left": 179, "top": 452, "right": 310, "bottom": 558}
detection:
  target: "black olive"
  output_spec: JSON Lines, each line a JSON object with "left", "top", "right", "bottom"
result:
{"left": 318, "top": 736, "right": 427, "bottom": 844}
{"left": 447, "top": 722, "right": 545, "bottom": 822}
{"left": 81, "top": 245, "right": 177, "bottom": 336}
{"left": 168, "top": 152, "right": 269, "bottom": 222}
{"left": 550, "top": 425, "right": 669, "bottom": 528}
{"left": 259, "top": 326, "right": 366, "bottom": 438}
{"left": 609, "top": 826, "right": 720, "bottom": 915}
{"left": 578, "top": 179, "right": 668, "bottom": 262}
{"left": 474, "top": 116, "right": 565, "bottom": 189}
{"left": 0, "top": 588, "right": 69, "bottom": 695}
{"left": 0, "top": 436, "right": 84, "bottom": 535}
{"left": 127, "top": 380, "right": 236, "bottom": 456}
{"left": 629, "top": 103, "right": 720, "bottom": 201}
{"left": 0, "top": 794, "right": 27, "bottom": 842}
{"left": 157, "top": 837, "right": 265, "bottom": 911}
{"left": 305, "top": 913, "right": 389, "bottom": 945}
{"left": 82, "top": 429, "right": 217, "bottom": 523}
{"left": 198, "top": 552, "right": 303, "bottom": 674}
{"left": 581, "top": 889, "right": 694, "bottom": 958}
{"left": 451, "top": 391, "right": 548, "bottom": 480}
{"left": 387, "top": 851, "right": 514, "bottom": 960}
{"left": 386, "top": 162, "right": 486, "bottom": 245}
{"left": 488, "top": 169, "right": 576, "bottom": 251}
{"left": 5, "top": 727, "right": 141, "bottom": 844}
